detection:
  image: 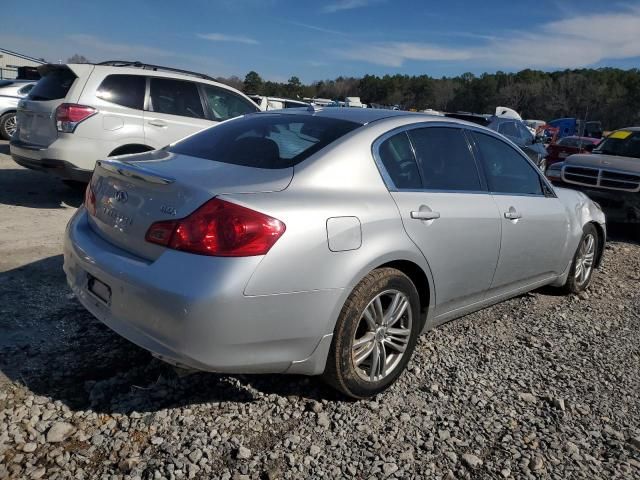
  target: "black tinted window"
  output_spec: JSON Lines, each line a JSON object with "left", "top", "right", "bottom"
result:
{"left": 201, "top": 85, "right": 257, "bottom": 121}
{"left": 408, "top": 127, "right": 481, "bottom": 191}
{"left": 169, "top": 114, "right": 360, "bottom": 169}
{"left": 378, "top": 133, "right": 421, "bottom": 189}
{"left": 149, "top": 78, "right": 204, "bottom": 118}
{"left": 473, "top": 132, "right": 543, "bottom": 195}
{"left": 497, "top": 121, "right": 518, "bottom": 138}
{"left": 96, "top": 75, "right": 145, "bottom": 110}
{"left": 28, "top": 69, "right": 76, "bottom": 101}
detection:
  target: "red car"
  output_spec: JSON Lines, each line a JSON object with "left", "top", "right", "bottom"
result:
{"left": 546, "top": 136, "right": 601, "bottom": 167}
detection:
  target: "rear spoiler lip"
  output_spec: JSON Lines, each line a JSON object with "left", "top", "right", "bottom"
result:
{"left": 37, "top": 63, "right": 94, "bottom": 79}
{"left": 96, "top": 159, "right": 175, "bottom": 185}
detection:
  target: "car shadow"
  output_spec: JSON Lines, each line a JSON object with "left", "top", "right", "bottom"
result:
{"left": 0, "top": 143, "right": 9, "bottom": 155}
{"left": 0, "top": 255, "right": 338, "bottom": 415}
{"left": 0, "top": 167, "right": 84, "bottom": 209}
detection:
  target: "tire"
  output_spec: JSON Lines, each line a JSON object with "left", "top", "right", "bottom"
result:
{"left": 323, "top": 268, "right": 421, "bottom": 399}
{"left": 0, "top": 112, "right": 17, "bottom": 140}
{"left": 563, "top": 223, "right": 598, "bottom": 294}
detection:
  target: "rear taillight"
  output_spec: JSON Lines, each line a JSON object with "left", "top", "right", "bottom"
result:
{"left": 84, "top": 182, "right": 96, "bottom": 216}
{"left": 145, "top": 198, "right": 286, "bottom": 257}
{"left": 56, "top": 103, "right": 97, "bottom": 133}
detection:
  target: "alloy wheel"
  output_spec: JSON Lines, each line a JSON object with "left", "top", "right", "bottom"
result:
{"left": 574, "top": 233, "right": 595, "bottom": 286}
{"left": 4, "top": 114, "right": 17, "bottom": 137}
{"left": 352, "top": 289, "right": 413, "bottom": 382}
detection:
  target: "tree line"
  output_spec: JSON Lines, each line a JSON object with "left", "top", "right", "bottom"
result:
{"left": 218, "top": 68, "right": 640, "bottom": 130}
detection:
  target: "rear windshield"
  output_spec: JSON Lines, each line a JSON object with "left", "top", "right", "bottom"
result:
{"left": 28, "top": 69, "right": 76, "bottom": 101}
{"left": 168, "top": 114, "right": 361, "bottom": 169}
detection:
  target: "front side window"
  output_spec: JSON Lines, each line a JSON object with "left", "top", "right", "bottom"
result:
{"left": 96, "top": 75, "right": 145, "bottom": 110}
{"left": 377, "top": 132, "right": 422, "bottom": 189}
{"left": 408, "top": 127, "right": 482, "bottom": 191}
{"left": 149, "top": 78, "right": 204, "bottom": 118}
{"left": 473, "top": 132, "right": 543, "bottom": 195}
{"left": 168, "top": 114, "right": 360, "bottom": 169}
{"left": 202, "top": 85, "right": 258, "bottom": 121}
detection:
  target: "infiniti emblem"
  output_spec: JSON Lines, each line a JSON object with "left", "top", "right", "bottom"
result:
{"left": 114, "top": 190, "right": 128, "bottom": 203}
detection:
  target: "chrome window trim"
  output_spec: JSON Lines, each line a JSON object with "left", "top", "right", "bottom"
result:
{"left": 371, "top": 120, "right": 556, "bottom": 198}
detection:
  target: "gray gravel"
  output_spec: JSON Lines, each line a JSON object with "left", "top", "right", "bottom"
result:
{"left": 1, "top": 143, "right": 639, "bottom": 479}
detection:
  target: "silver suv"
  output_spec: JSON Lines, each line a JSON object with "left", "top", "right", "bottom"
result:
{"left": 10, "top": 61, "right": 260, "bottom": 182}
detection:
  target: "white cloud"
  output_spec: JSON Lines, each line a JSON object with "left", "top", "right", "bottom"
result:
{"left": 197, "top": 33, "right": 259, "bottom": 45}
{"left": 334, "top": 42, "right": 472, "bottom": 67}
{"left": 332, "top": 7, "right": 640, "bottom": 70}
{"left": 66, "top": 34, "right": 173, "bottom": 59}
{"left": 322, "top": 0, "right": 374, "bottom": 13}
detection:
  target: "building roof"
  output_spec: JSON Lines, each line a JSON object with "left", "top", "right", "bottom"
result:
{"left": 0, "top": 48, "right": 46, "bottom": 64}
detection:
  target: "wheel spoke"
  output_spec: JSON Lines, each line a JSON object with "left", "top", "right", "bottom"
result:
{"left": 383, "top": 292, "right": 402, "bottom": 325}
{"left": 387, "top": 298, "right": 409, "bottom": 328}
{"left": 373, "top": 296, "right": 384, "bottom": 325}
{"left": 362, "top": 305, "right": 377, "bottom": 330}
{"left": 353, "top": 332, "right": 375, "bottom": 349}
{"left": 369, "top": 343, "right": 380, "bottom": 381}
{"left": 354, "top": 339, "right": 375, "bottom": 366}
{"left": 384, "top": 328, "right": 410, "bottom": 352}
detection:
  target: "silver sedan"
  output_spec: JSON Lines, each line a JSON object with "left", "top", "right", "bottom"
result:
{"left": 64, "top": 108, "right": 606, "bottom": 398}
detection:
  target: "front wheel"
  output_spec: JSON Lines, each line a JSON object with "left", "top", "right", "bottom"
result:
{"left": 0, "top": 112, "right": 17, "bottom": 140}
{"left": 563, "top": 224, "right": 598, "bottom": 294}
{"left": 323, "top": 268, "right": 421, "bottom": 398}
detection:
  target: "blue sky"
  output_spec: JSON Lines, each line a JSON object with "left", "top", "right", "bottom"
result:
{"left": 3, "top": 0, "right": 640, "bottom": 82}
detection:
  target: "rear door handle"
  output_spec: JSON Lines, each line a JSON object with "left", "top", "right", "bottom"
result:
{"left": 148, "top": 119, "right": 168, "bottom": 127}
{"left": 411, "top": 210, "right": 440, "bottom": 220}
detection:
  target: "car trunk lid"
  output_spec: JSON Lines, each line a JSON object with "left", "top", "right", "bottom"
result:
{"left": 87, "top": 149, "right": 293, "bottom": 260}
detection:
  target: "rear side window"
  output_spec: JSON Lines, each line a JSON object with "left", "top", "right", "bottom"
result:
{"left": 201, "top": 84, "right": 258, "bottom": 121}
{"left": 28, "top": 69, "right": 76, "bottom": 101}
{"left": 96, "top": 74, "right": 145, "bottom": 110}
{"left": 408, "top": 127, "right": 482, "bottom": 191}
{"left": 168, "top": 114, "right": 360, "bottom": 169}
{"left": 149, "top": 78, "right": 204, "bottom": 118}
{"left": 473, "top": 132, "right": 543, "bottom": 195}
{"left": 377, "top": 132, "right": 422, "bottom": 189}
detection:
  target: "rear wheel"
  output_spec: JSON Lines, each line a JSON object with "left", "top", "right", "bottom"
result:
{"left": 323, "top": 268, "right": 421, "bottom": 398}
{"left": 0, "top": 112, "right": 17, "bottom": 140}
{"left": 563, "top": 223, "right": 598, "bottom": 294}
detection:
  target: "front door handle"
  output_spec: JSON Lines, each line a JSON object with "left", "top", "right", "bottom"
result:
{"left": 148, "top": 119, "right": 168, "bottom": 127}
{"left": 411, "top": 210, "right": 441, "bottom": 220}
{"left": 504, "top": 208, "right": 522, "bottom": 220}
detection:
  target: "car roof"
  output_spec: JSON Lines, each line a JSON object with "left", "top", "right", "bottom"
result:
{"left": 272, "top": 107, "right": 437, "bottom": 125}
{"left": 613, "top": 127, "right": 640, "bottom": 132}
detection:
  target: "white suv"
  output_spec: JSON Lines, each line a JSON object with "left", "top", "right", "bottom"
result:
{"left": 10, "top": 61, "right": 260, "bottom": 182}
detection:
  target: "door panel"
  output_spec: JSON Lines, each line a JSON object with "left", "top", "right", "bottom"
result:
{"left": 391, "top": 192, "right": 501, "bottom": 316}
{"left": 490, "top": 195, "right": 568, "bottom": 292}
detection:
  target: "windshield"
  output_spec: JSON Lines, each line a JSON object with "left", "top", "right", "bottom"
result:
{"left": 593, "top": 131, "right": 640, "bottom": 159}
{"left": 168, "top": 113, "right": 361, "bottom": 169}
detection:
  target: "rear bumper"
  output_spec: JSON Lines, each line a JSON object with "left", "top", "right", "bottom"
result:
{"left": 12, "top": 153, "right": 92, "bottom": 182}
{"left": 551, "top": 180, "right": 640, "bottom": 223}
{"left": 63, "top": 209, "right": 340, "bottom": 375}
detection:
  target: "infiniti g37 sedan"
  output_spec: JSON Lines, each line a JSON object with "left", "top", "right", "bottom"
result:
{"left": 64, "top": 108, "right": 606, "bottom": 398}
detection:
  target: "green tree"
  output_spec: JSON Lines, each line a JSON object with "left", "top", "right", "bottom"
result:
{"left": 243, "top": 71, "right": 263, "bottom": 94}
{"left": 286, "top": 76, "right": 302, "bottom": 98}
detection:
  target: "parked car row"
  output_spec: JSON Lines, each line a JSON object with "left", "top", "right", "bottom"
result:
{"left": 4, "top": 61, "right": 612, "bottom": 398}
{"left": 0, "top": 79, "right": 36, "bottom": 140}
{"left": 546, "top": 128, "right": 640, "bottom": 225}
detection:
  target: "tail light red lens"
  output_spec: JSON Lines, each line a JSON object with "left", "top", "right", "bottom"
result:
{"left": 145, "top": 198, "right": 285, "bottom": 257}
{"left": 84, "top": 182, "right": 97, "bottom": 216}
{"left": 56, "top": 103, "right": 97, "bottom": 133}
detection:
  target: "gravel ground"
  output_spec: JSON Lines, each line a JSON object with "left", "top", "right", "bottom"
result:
{"left": 0, "top": 141, "right": 639, "bottom": 479}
